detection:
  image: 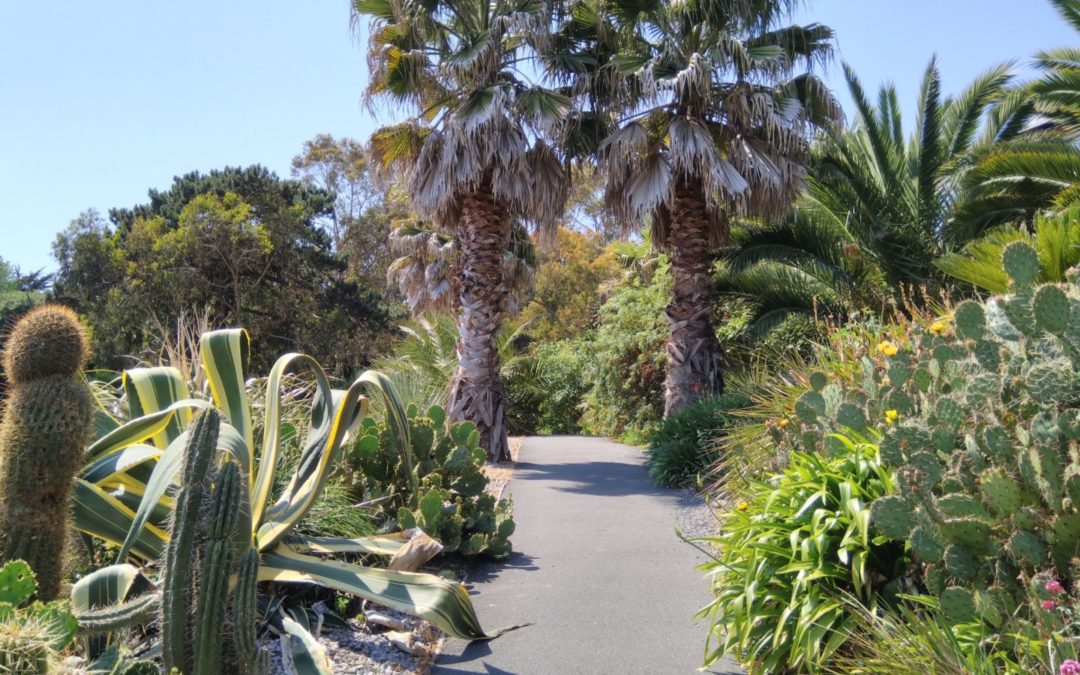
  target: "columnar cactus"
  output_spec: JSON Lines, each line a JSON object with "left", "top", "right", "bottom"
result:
{"left": 162, "top": 409, "right": 266, "bottom": 674}
{"left": 0, "top": 305, "right": 93, "bottom": 600}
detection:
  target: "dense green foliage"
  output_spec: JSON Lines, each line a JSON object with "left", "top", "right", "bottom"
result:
{"left": 579, "top": 262, "right": 670, "bottom": 443}
{"left": 350, "top": 402, "right": 515, "bottom": 558}
{"left": 51, "top": 167, "right": 396, "bottom": 373}
{"left": 698, "top": 436, "right": 904, "bottom": 672}
{"left": 644, "top": 395, "right": 748, "bottom": 487}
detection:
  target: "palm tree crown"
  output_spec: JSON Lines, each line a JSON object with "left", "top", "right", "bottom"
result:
{"left": 355, "top": 0, "right": 571, "bottom": 460}
{"left": 552, "top": 0, "right": 839, "bottom": 414}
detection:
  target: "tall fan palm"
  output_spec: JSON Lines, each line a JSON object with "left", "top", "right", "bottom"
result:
{"left": 717, "top": 60, "right": 1033, "bottom": 334}
{"left": 553, "top": 0, "right": 840, "bottom": 415}
{"left": 354, "top": 0, "right": 569, "bottom": 461}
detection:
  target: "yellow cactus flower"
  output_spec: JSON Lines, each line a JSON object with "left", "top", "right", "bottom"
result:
{"left": 885, "top": 409, "right": 900, "bottom": 424}
{"left": 777, "top": 418, "right": 789, "bottom": 429}
{"left": 876, "top": 340, "right": 899, "bottom": 356}
{"left": 929, "top": 321, "right": 948, "bottom": 336}
{"left": 736, "top": 501, "right": 749, "bottom": 511}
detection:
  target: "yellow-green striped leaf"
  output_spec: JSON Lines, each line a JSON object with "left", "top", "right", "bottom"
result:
{"left": 200, "top": 328, "right": 253, "bottom": 450}
{"left": 281, "top": 617, "right": 333, "bottom": 675}
{"left": 281, "top": 533, "right": 410, "bottom": 556}
{"left": 259, "top": 546, "right": 493, "bottom": 640}
{"left": 73, "top": 479, "right": 167, "bottom": 561}
{"left": 85, "top": 399, "right": 209, "bottom": 460}
{"left": 256, "top": 376, "right": 368, "bottom": 551}
{"left": 123, "top": 367, "right": 191, "bottom": 448}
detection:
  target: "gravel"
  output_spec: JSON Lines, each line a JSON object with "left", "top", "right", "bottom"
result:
{"left": 671, "top": 487, "right": 722, "bottom": 540}
{"left": 266, "top": 606, "right": 443, "bottom": 675}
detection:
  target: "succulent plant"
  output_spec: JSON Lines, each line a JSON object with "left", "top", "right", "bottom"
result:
{"left": 782, "top": 244, "right": 1080, "bottom": 630}
{"left": 162, "top": 409, "right": 267, "bottom": 675}
{"left": 351, "top": 404, "right": 515, "bottom": 558}
{"left": 0, "top": 305, "right": 94, "bottom": 601}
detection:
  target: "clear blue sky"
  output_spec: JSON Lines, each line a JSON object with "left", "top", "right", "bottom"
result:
{"left": 0, "top": 0, "right": 1074, "bottom": 274}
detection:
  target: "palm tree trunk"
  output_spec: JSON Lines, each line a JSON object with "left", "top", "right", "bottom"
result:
{"left": 448, "top": 186, "right": 512, "bottom": 463}
{"left": 663, "top": 182, "right": 725, "bottom": 417}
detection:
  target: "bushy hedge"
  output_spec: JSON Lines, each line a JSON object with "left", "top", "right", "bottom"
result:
{"left": 644, "top": 394, "right": 748, "bottom": 487}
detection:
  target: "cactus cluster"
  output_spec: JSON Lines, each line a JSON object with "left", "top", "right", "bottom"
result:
{"left": 788, "top": 242, "right": 1080, "bottom": 631}
{"left": 162, "top": 409, "right": 267, "bottom": 675}
{"left": 0, "top": 305, "right": 94, "bottom": 601}
{"left": 0, "top": 560, "right": 77, "bottom": 674}
{"left": 351, "top": 404, "right": 515, "bottom": 558}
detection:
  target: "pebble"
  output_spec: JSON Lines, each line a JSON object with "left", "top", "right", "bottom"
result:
{"left": 266, "top": 607, "right": 442, "bottom": 675}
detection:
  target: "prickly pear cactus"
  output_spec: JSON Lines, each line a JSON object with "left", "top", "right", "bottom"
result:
{"left": 782, "top": 247, "right": 1080, "bottom": 627}
{"left": 0, "top": 305, "right": 94, "bottom": 600}
{"left": 352, "top": 404, "right": 515, "bottom": 558}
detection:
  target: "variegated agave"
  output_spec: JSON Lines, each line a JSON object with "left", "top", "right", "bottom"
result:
{"left": 72, "top": 329, "right": 494, "bottom": 644}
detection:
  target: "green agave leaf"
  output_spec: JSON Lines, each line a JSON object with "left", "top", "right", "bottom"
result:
{"left": 259, "top": 546, "right": 494, "bottom": 640}
{"left": 281, "top": 616, "right": 333, "bottom": 674}
{"left": 200, "top": 328, "right": 253, "bottom": 450}
{"left": 123, "top": 366, "right": 191, "bottom": 448}
{"left": 70, "top": 564, "right": 151, "bottom": 613}
{"left": 73, "top": 480, "right": 167, "bottom": 561}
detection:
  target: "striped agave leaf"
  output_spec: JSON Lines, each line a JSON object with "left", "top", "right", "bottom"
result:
{"left": 260, "top": 546, "right": 491, "bottom": 640}
{"left": 280, "top": 616, "right": 334, "bottom": 675}
{"left": 106, "top": 328, "right": 496, "bottom": 641}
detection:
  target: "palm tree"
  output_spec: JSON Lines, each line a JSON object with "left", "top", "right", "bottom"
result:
{"left": 386, "top": 219, "right": 536, "bottom": 317}
{"left": 945, "top": 0, "right": 1080, "bottom": 240}
{"left": 354, "top": 0, "right": 569, "bottom": 461}
{"left": 937, "top": 204, "right": 1080, "bottom": 293}
{"left": 552, "top": 0, "right": 840, "bottom": 415}
{"left": 717, "top": 59, "right": 1033, "bottom": 334}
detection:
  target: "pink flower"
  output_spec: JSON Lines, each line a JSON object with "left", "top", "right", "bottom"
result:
{"left": 1060, "top": 659, "right": 1080, "bottom": 675}
{"left": 1042, "top": 599, "right": 1059, "bottom": 611}
{"left": 1047, "top": 580, "right": 1066, "bottom": 594}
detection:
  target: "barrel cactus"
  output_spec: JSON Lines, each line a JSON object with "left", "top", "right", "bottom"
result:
{"left": 162, "top": 409, "right": 267, "bottom": 675}
{"left": 0, "top": 305, "right": 94, "bottom": 600}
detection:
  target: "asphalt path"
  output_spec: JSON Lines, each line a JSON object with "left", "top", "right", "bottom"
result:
{"left": 434, "top": 436, "right": 744, "bottom": 675}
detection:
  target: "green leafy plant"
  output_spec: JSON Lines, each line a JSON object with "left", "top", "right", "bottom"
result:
{"left": 71, "top": 328, "right": 497, "bottom": 645}
{"left": 644, "top": 394, "right": 748, "bottom": 488}
{"left": 696, "top": 436, "right": 906, "bottom": 673}
{"left": 350, "top": 401, "right": 515, "bottom": 558}
{"left": 756, "top": 243, "right": 1080, "bottom": 670}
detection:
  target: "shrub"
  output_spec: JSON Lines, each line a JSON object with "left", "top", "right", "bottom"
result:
{"left": 645, "top": 394, "right": 748, "bottom": 487}
{"left": 350, "top": 402, "right": 515, "bottom": 558}
{"left": 750, "top": 245, "right": 1080, "bottom": 671}
{"left": 532, "top": 339, "right": 591, "bottom": 435}
{"left": 580, "top": 261, "right": 670, "bottom": 442}
{"left": 698, "top": 435, "right": 905, "bottom": 673}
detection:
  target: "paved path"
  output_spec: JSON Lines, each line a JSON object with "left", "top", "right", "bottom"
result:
{"left": 435, "top": 436, "right": 743, "bottom": 675}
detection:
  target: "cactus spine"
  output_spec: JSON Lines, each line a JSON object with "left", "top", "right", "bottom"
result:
{"left": 75, "top": 592, "right": 161, "bottom": 634}
{"left": 0, "top": 304, "right": 93, "bottom": 600}
{"left": 162, "top": 409, "right": 266, "bottom": 674}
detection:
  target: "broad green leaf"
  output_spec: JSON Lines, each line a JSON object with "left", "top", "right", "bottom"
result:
{"left": 259, "top": 546, "right": 494, "bottom": 640}
{"left": 281, "top": 617, "right": 333, "bottom": 675}
{"left": 200, "top": 328, "right": 253, "bottom": 450}
{"left": 123, "top": 367, "right": 190, "bottom": 448}
{"left": 73, "top": 479, "right": 167, "bottom": 561}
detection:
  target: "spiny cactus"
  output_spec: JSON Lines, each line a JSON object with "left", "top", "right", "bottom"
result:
{"left": 162, "top": 409, "right": 266, "bottom": 675}
{"left": 0, "top": 614, "right": 54, "bottom": 674}
{"left": 781, "top": 244, "right": 1080, "bottom": 630}
{"left": 353, "top": 404, "right": 515, "bottom": 558}
{"left": 0, "top": 304, "right": 93, "bottom": 600}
